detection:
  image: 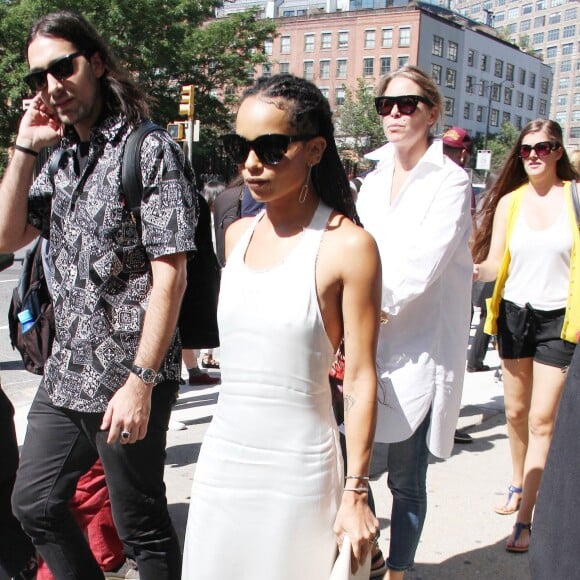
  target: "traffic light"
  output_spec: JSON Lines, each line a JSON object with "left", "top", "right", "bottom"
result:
{"left": 179, "top": 85, "right": 194, "bottom": 118}
{"left": 167, "top": 122, "right": 186, "bottom": 141}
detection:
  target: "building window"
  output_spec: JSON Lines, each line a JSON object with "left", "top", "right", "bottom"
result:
{"left": 546, "top": 46, "right": 558, "bottom": 58}
{"left": 548, "top": 12, "right": 561, "bottom": 24}
{"left": 282, "top": 10, "right": 295, "bottom": 16}
{"left": 574, "top": 93, "right": 580, "bottom": 105}
{"left": 319, "top": 60, "right": 330, "bottom": 80}
{"left": 476, "top": 105, "right": 484, "bottom": 122}
{"left": 398, "top": 56, "right": 409, "bottom": 68}
{"left": 447, "top": 41, "right": 458, "bottom": 62}
{"left": 515, "top": 115, "right": 522, "bottom": 129}
{"left": 573, "top": 111, "right": 580, "bottom": 122}
{"left": 536, "top": 0, "right": 546, "bottom": 10}
{"left": 446, "top": 68, "right": 457, "bottom": 89}
{"left": 504, "top": 86, "right": 513, "bottom": 105}
{"left": 335, "top": 86, "right": 346, "bottom": 106}
{"left": 506, "top": 23, "right": 517, "bottom": 34}
{"left": 321, "top": 32, "right": 332, "bottom": 50}
{"left": 279, "top": 62, "right": 290, "bottom": 74}
{"left": 564, "top": 7, "right": 577, "bottom": 20}
{"left": 551, "top": 0, "right": 563, "bottom": 6}
{"left": 382, "top": 28, "right": 393, "bottom": 48}
{"left": 539, "top": 99, "right": 547, "bottom": 115}
{"left": 559, "top": 77, "right": 569, "bottom": 89}
{"left": 363, "top": 57, "right": 374, "bottom": 77}
{"left": 492, "top": 83, "right": 501, "bottom": 101}
{"left": 495, "top": 59, "right": 504, "bottom": 78}
{"left": 503, "top": 111, "right": 511, "bottom": 124}
{"left": 519, "top": 68, "right": 526, "bottom": 85}
{"left": 468, "top": 49, "right": 476, "bottom": 67}
{"left": 527, "top": 95, "right": 534, "bottom": 110}
{"left": 495, "top": 11, "right": 506, "bottom": 22}
{"left": 466, "top": 75, "right": 475, "bottom": 93}
{"left": 571, "top": 127, "right": 580, "bottom": 139}
{"left": 506, "top": 63, "right": 514, "bottom": 82}
{"left": 262, "top": 63, "right": 272, "bottom": 77}
{"left": 464, "top": 102, "right": 472, "bottom": 119}
{"left": 380, "top": 57, "right": 392, "bottom": 75}
{"left": 557, "top": 94, "right": 567, "bottom": 106}
{"left": 481, "top": 54, "right": 489, "bottom": 71}
{"left": 336, "top": 59, "right": 347, "bottom": 79}
{"left": 490, "top": 109, "right": 499, "bottom": 126}
{"left": 563, "top": 25, "right": 576, "bottom": 38}
{"left": 533, "top": 32, "right": 545, "bottom": 43}
{"left": 303, "top": 60, "right": 314, "bottom": 80}
{"left": 562, "top": 43, "right": 573, "bottom": 55}
{"left": 529, "top": 73, "right": 536, "bottom": 89}
{"left": 507, "top": 7, "right": 519, "bottom": 18}
{"left": 399, "top": 26, "right": 411, "bottom": 47}
{"left": 319, "top": 87, "right": 329, "bottom": 99}
{"left": 304, "top": 34, "right": 315, "bottom": 52}
{"left": 338, "top": 31, "right": 349, "bottom": 49}
{"left": 522, "top": 3, "right": 532, "bottom": 13}
{"left": 280, "top": 36, "right": 291, "bottom": 54}
{"left": 431, "top": 63, "right": 442, "bottom": 85}
{"left": 561, "top": 60, "right": 572, "bottom": 72}
{"left": 547, "top": 28, "right": 560, "bottom": 41}
{"left": 517, "top": 91, "right": 524, "bottom": 107}
{"left": 478, "top": 82, "right": 486, "bottom": 97}
{"left": 520, "top": 20, "right": 531, "bottom": 32}
{"left": 541, "top": 77, "right": 550, "bottom": 94}
{"left": 534, "top": 16, "right": 545, "bottom": 28}
{"left": 264, "top": 40, "right": 273, "bottom": 55}
{"left": 432, "top": 35, "right": 444, "bottom": 57}
{"left": 445, "top": 97, "right": 455, "bottom": 117}
{"left": 364, "top": 29, "right": 376, "bottom": 49}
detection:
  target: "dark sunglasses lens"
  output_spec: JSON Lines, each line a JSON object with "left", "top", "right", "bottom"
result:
{"left": 51, "top": 57, "right": 75, "bottom": 81}
{"left": 534, "top": 142, "right": 552, "bottom": 156}
{"left": 375, "top": 98, "right": 393, "bottom": 116}
{"left": 519, "top": 145, "right": 532, "bottom": 158}
{"left": 25, "top": 72, "right": 45, "bottom": 91}
{"left": 254, "top": 135, "right": 288, "bottom": 165}
{"left": 397, "top": 97, "right": 419, "bottom": 115}
{"left": 223, "top": 135, "right": 249, "bottom": 164}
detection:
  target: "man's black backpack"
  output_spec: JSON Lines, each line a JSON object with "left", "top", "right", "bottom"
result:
{"left": 8, "top": 238, "right": 55, "bottom": 375}
{"left": 8, "top": 121, "right": 219, "bottom": 374}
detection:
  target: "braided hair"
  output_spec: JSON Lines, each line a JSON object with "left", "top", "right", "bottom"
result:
{"left": 242, "top": 74, "right": 357, "bottom": 223}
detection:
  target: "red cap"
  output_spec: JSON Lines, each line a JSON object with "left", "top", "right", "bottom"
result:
{"left": 443, "top": 127, "right": 473, "bottom": 149}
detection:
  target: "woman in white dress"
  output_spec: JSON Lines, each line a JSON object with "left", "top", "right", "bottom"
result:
{"left": 182, "top": 74, "right": 381, "bottom": 580}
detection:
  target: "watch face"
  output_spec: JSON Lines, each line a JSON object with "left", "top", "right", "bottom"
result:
{"left": 141, "top": 368, "right": 157, "bottom": 384}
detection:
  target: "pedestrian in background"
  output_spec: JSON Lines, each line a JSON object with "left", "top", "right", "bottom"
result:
{"left": 182, "top": 73, "right": 381, "bottom": 579}
{"left": 356, "top": 66, "right": 473, "bottom": 579}
{"left": 0, "top": 10, "right": 196, "bottom": 578}
{"left": 472, "top": 119, "right": 579, "bottom": 553}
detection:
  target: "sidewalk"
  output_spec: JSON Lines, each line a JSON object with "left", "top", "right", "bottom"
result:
{"left": 5, "top": 317, "right": 531, "bottom": 579}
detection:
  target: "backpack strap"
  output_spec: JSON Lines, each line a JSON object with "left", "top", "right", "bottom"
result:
{"left": 121, "top": 120, "right": 162, "bottom": 223}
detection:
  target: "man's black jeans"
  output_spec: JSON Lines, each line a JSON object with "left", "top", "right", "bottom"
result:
{"left": 12, "top": 382, "right": 181, "bottom": 580}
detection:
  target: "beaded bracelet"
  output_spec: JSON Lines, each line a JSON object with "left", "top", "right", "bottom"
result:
{"left": 14, "top": 144, "right": 38, "bottom": 157}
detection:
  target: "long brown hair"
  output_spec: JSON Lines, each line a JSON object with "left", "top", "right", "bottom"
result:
{"left": 471, "top": 119, "right": 578, "bottom": 263}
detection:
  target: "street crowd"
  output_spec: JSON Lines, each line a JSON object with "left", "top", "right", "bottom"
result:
{"left": 0, "top": 9, "right": 579, "bottom": 580}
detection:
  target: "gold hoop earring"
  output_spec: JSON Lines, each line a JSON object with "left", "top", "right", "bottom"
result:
{"left": 299, "top": 165, "right": 312, "bottom": 204}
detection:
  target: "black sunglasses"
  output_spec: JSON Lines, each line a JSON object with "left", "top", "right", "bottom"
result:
{"left": 221, "top": 133, "right": 316, "bottom": 165}
{"left": 519, "top": 141, "right": 560, "bottom": 159}
{"left": 24, "top": 52, "right": 84, "bottom": 92}
{"left": 374, "top": 95, "right": 432, "bottom": 117}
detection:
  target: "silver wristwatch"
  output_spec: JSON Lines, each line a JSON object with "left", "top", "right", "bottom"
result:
{"left": 131, "top": 364, "right": 163, "bottom": 386}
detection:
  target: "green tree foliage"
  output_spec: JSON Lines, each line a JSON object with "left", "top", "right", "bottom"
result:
{"left": 487, "top": 122, "right": 519, "bottom": 174}
{"left": 336, "top": 78, "right": 384, "bottom": 161}
{"left": 0, "top": 0, "right": 276, "bottom": 171}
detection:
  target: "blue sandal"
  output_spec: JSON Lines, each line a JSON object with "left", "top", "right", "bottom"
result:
{"left": 494, "top": 484, "right": 523, "bottom": 515}
{"left": 506, "top": 522, "right": 531, "bottom": 553}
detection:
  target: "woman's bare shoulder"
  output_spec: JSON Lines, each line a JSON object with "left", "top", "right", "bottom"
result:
{"left": 323, "top": 212, "right": 380, "bottom": 262}
{"left": 225, "top": 217, "right": 254, "bottom": 255}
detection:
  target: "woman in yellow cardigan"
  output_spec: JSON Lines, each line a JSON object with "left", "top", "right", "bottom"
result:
{"left": 471, "top": 119, "right": 579, "bottom": 554}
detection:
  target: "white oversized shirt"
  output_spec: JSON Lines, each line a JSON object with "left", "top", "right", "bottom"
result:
{"left": 357, "top": 140, "right": 473, "bottom": 458}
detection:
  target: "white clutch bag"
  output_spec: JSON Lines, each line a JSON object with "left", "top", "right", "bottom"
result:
{"left": 329, "top": 535, "right": 371, "bottom": 580}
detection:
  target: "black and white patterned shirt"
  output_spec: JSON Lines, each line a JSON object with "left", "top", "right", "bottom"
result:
{"left": 27, "top": 113, "right": 197, "bottom": 412}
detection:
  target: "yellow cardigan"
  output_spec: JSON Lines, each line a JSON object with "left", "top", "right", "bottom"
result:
{"left": 485, "top": 181, "right": 580, "bottom": 344}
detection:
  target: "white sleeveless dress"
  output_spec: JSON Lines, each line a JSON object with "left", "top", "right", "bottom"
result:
{"left": 182, "top": 202, "right": 343, "bottom": 580}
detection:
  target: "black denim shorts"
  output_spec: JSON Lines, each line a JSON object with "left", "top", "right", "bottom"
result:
{"left": 497, "top": 299, "right": 575, "bottom": 368}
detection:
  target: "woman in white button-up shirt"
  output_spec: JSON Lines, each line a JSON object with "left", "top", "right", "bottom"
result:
{"left": 356, "top": 66, "right": 473, "bottom": 579}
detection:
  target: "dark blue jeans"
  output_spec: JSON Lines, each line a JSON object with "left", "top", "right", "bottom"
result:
{"left": 12, "top": 383, "right": 181, "bottom": 580}
{"left": 385, "top": 412, "right": 431, "bottom": 572}
{"left": 0, "top": 386, "right": 36, "bottom": 577}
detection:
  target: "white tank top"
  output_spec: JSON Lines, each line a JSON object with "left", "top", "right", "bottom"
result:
{"left": 503, "top": 201, "right": 572, "bottom": 310}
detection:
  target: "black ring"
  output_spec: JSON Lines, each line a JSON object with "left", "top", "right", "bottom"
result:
{"left": 121, "top": 431, "right": 131, "bottom": 440}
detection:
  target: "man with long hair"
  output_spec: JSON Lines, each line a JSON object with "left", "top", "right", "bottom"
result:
{"left": 0, "top": 10, "right": 196, "bottom": 579}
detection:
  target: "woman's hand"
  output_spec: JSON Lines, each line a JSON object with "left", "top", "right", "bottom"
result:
{"left": 473, "top": 263, "right": 480, "bottom": 281}
{"left": 333, "top": 490, "right": 379, "bottom": 574}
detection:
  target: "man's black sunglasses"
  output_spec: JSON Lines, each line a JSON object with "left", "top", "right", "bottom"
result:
{"left": 519, "top": 141, "right": 561, "bottom": 159}
{"left": 24, "top": 52, "right": 84, "bottom": 92}
{"left": 374, "top": 95, "right": 432, "bottom": 117}
{"left": 221, "top": 133, "right": 316, "bottom": 166}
